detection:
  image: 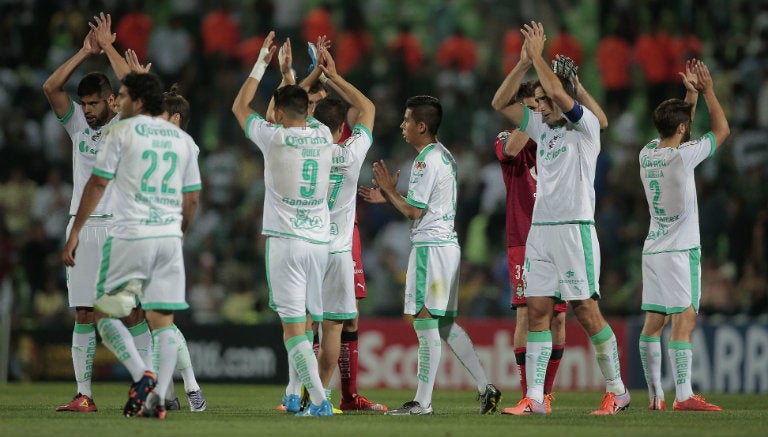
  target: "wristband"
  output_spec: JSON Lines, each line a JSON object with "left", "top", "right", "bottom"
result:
{"left": 319, "top": 73, "right": 328, "bottom": 84}
{"left": 249, "top": 48, "right": 270, "bottom": 81}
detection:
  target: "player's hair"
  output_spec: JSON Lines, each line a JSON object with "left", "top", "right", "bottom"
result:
{"left": 122, "top": 73, "right": 164, "bottom": 116}
{"left": 163, "top": 83, "right": 191, "bottom": 130}
{"left": 516, "top": 80, "right": 537, "bottom": 102}
{"left": 653, "top": 98, "right": 693, "bottom": 138}
{"left": 405, "top": 95, "right": 442, "bottom": 135}
{"left": 273, "top": 84, "right": 309, "bottom": 118}
{"left": 78, "top": 72, "right": 113, "bottom": 98}
{"left": 314, "top": 97, "right": 347, "bottom": 134}
{"left": 308, "top": 81, "right": 326, "bottom": 95}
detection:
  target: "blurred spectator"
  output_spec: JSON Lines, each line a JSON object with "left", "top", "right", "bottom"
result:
{"left": 33, "top": 274, "right": 68, "bottom": 328}
{"left": 596, "top": 23, "right": 632, "bottom": 113}
{"left": 0, "top": 166, "right": 37, "bottom": 238}
{"left": 436, "top": 28, "right": 478, "bottom": 73}
{"left": 334, "top": 6, "right": 373, "bottom": 78}
{"left": 200, "top": 2, "right": 241, "bottom": 59}
{"left": 114, "top": 0, "right": 153, "bottom": 63}
{"left": 187, "top": 252, "right": 225, "bottom": 325}
{"left": 387, "top": 24, "right": 424, "bottom": 76}
{"left": 501, "top": 28, "right": 523, "bottom": 75}
{"left": 302, "top": 2, "right": 335, "bottom": 45}
{"left": 148, "top": 15, "right": 193, "bottom": 86}
{"left": 546, "top": 24, "right": 583, "bottom": 66}
{"left": 634, "top": 21, "right": 673, "bottom": 108}
{"left": 31, "top": 167, "right": 71, "bottom": 243}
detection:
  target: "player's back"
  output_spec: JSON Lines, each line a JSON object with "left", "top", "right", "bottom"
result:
{"left": 96, "top": 114, "right": 200, "bottom": 239}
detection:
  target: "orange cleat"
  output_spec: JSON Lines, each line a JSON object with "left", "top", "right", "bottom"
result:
{"left": 648, "top": 395, "right": 666, "bottom": 411}
{"left": 673, "top": 394, "right": 722, "bottom": 412}
{"left": 500, "top": 397, "right": 548, "bottom": 415}
{"left": 590, "top": 391, "right": 630, "bottom": 415}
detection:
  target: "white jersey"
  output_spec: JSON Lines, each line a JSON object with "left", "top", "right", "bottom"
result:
{"left": 639, "top": 133, "right": 715, "bottom": 254}
{"left": 59, "top": 100, "right": 120, "bottom": 216}
{"left": 93, "top": 114, "right": 202, "bottom": 239}
{"left": 245, "top": 114, "right": 334, "bottom": 244}
{"left": 520, "top": 103, "right": 601, "bottom": 224}
{"left": 328, "top": 124, "right": 373, "bottom": 253}
{"left": 406, "top": 142, "right": 458, "bottom": 246}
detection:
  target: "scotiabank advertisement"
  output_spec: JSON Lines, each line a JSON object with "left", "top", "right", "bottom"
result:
{"left": 355, "top": 318, "right": 628, "bottom": 392}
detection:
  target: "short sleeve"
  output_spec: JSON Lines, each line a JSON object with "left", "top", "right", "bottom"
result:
{"left": 92, "top": 124, "right": 123, "bottom": 179}
{"left": 679, "top": 132, "right": 716, "bottom": 171}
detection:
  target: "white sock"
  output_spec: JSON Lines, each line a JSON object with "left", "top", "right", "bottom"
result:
{"left": 639, "top": 335, "right": 664, "bottom": 401}
{"left": 128, "top": 320, "right": 154, "bottom": 372}
{"left": 97, "top": 318, "right": 148, "bottom": 382}
{"left": 152, "top": 326, "right": 179, "bottom": 404}
{"left": 591, "top": 325, "right": 626, "bottom": 395}
{"left": 669, "top": 341, "right": 693, "bottom": 401}
{"left": 525, "top": 330, "right": 552, "bottom": 403}
{"left": 285, "top": 335, "right": 325, "bottom": 405}
{"left": 413, "top": 319, "right": 441, "bottom": 408}
{"left": 174, "top": 325, "right": 200, "bottom": 392}
{"left": 439, "top": 319, "right": 489, "bottom": 392}
{"left": 72, "top": 323, "right": 96, "bottom": 397}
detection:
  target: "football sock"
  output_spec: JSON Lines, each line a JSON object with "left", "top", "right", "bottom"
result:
{"left": 174, "top": 324, "right": 200, "bottom": 392}
{"left": 438, "top": 318, "right": 489, "bottom": 392}
{"left": 591, "top": 325, "right": 626, "bottom": 395}
{"left": 669, "top": 341, "right": 693, "bottom": 401}
{"left": 97, "top": 318, "right": 148, "bottom": 382}
{"left": 128, "top": 320, "right": 154, "bottom": 371}
{"left": 640, "top": 334, "right": 664, "bottom": 401}
{"left": 339, "top": 330, "right": 358, "bottom": 401}
{"left": 514, "top": 347, "right": 527, "bottom": 397}
{"left": 152, "top": 326, "right": 179, "bottom": 403}
{"left": 544, "top": 344, "right": 564, "bottom": 393}
{"left": 285, "top": 335, "right": 325, "bottom": 405}
{"left": 413, "top": 318, "right": 441, "bottom": 408}
{"left": 72, "top": 322, "right": 96, "bottom": 398}
{"left": 526, "top": 330, "right": 552, "bottom": 403}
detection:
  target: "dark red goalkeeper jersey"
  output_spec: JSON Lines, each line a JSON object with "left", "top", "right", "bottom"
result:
{"left": 494, "top": 131, "right": 537, "bottom": 247}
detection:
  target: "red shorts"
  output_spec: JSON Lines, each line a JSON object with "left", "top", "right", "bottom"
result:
{"left": 352, "top": 223, "right": 366, "bottom": 299}
{"left": 508, "top": 246, "right": 567, "bottom": 312}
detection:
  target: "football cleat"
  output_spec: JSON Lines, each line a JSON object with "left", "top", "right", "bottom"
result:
{"left": 295, "top": 400, "right": 334, "bottom": 417}
{"left": 478, "top": 384, "right": 502, "bottom": 414}
{"left": 339, "top": 393, "right": 388, "bottom": 412}
{"left": 385, "top": 401, "right": 434, "bottom": 416}
{"left": 186, "top": 389, "right": 207, "bottom": 412}
{"left": 55, "top": 393, "right": 98, "bottom": 412}
{"left": 138, "top": 393, "right": 166, "bottom": 419}
{"left": 279, "top": 394, "right": 302, "bottom": 413}
{"left": 165, "top": 397, "right": 180, "bottom": 411}
{"left": 123, "top": 371, "right": 157, "bottom": 418}
{"left": 673, "top": 394, "right": 722, "bottom": 412}
{"left": 544, "top": 393, "right": 555, "bottom": 413}
{"left": 590, "top": 390, "right": 631, "bottom": 415}
{"left": 648, "top": 395, "right": 666, "bottom": 411}
{"left": 500, "top": 397, "right": 548, "bottom": 415}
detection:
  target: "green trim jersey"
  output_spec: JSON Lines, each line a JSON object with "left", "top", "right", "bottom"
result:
{"left": 93, "top": 114, "right": 202, "bottom": 239}
{"left": 245, "top": 114, "right": 334, "bottom": 244}
{"left": 60, "top": 99, "right": 120, "bottom": 216}
{"left": 639, "top": 133, "right": 716, "bottom": 254}
{"left": 520, "top": 105, "right": 601, "bottom": 224}
{"left": 405, "top": 142, "right": 458, "bottom": 245}
{"left": 328, "top": 124, "right": 373, "bottom": 253}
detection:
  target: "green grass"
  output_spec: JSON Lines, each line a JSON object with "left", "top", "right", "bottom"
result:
{"left": 1, "top": 383, "right": 766, "bottom": 437}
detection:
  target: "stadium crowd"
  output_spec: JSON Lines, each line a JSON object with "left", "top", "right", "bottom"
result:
{"left": 0, "top": 0, "right": 766, "bottom": 330}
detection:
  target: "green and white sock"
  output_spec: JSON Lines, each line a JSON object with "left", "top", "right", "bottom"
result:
{"left": 152, "top": 326, "right": 179, "bottom": 404}
{"left": 591, "top": 325, "right": 625, "bottom": 395}
{"left": 128, "top": 320, "right": 154, "bottom": 371}
{"left": 285, "top": 335, "right": 325, "bottom": 405}
{"left": 97, "top": 318, "right": 147, "bottom": 382}
{"left": 526, "top": 330, "right": 552, "bottom": 403}
{"left": 639, "top": 334, "right": 664, "bottom": 401}
{"left": 413, "top": 318, "right": 441, "bottom": 408}
{"left": 439, "top": 318, "right": 488, "bottom": 392}
{"left": 174, "top": 325, "right": 200, "bottom": 393}
{"left": 72, "top": 322, "right": 96, "bottom": 397}
{"left": 669, "top": 341, "right": 693, "bottom": 401}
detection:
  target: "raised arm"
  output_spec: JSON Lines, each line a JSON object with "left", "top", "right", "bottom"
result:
{"left": 43, "top": 30, "right": 101, "bottom": 118}
{"left": 574, "top": 75, "right": 608, "bottom": 129}
{"left": 232, "top": 31, "right": 276, "bottom": 130}
{"left": 492, "top": 40, "right": 531, "bottom": 126}
{"left": 318, "top": 47, "right": 375, "bottom": 131}
{"left": 523, "top": 22, "right": 574, "bottom": 113}
{"left": 693, "top": 60, "right": 729, "bottom": 148}
{"left": 89, "top": 12, "right": 131, "bottom": 80}
{"left": 679, "top": 59, "right": 699, "bottom": 122}
{"left": 266, "top": 38, "right": 295, "bottom": 122}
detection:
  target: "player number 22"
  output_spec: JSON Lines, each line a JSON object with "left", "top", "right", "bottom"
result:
{"left": 141, "top": 150, "right": 178, "bottom": 194}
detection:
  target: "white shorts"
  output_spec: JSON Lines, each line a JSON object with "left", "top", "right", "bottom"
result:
{"left": 321, "top": 251, "right": 357, "bottom": 320}
{"left": 525, "top": 223, "right": 601, "bottom": 301}
{"left": 641, "top": 248, "right": 701, "bottom": 314}
{"left": 404, "top": 244, "right": 460, "bottom": 317}
{"left": 97, "top": 236, "right": 188, "bottom": 311}
{"left": 66, "top": 217, "right": 111, "bottom": 307}
{"left": 266, "top": 237, "right": 328, "bottom": 323}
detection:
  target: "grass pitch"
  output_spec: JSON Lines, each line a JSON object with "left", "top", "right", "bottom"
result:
{"left": 0, "top": 383, "right": 766, "bottom": 437}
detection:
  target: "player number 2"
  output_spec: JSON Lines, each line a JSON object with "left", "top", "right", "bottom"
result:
{"left": 141, "top": 150, "right": 178, "bottom": 194}
{"left": 649, "top": 180, "right": 665, "bottom": 215}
